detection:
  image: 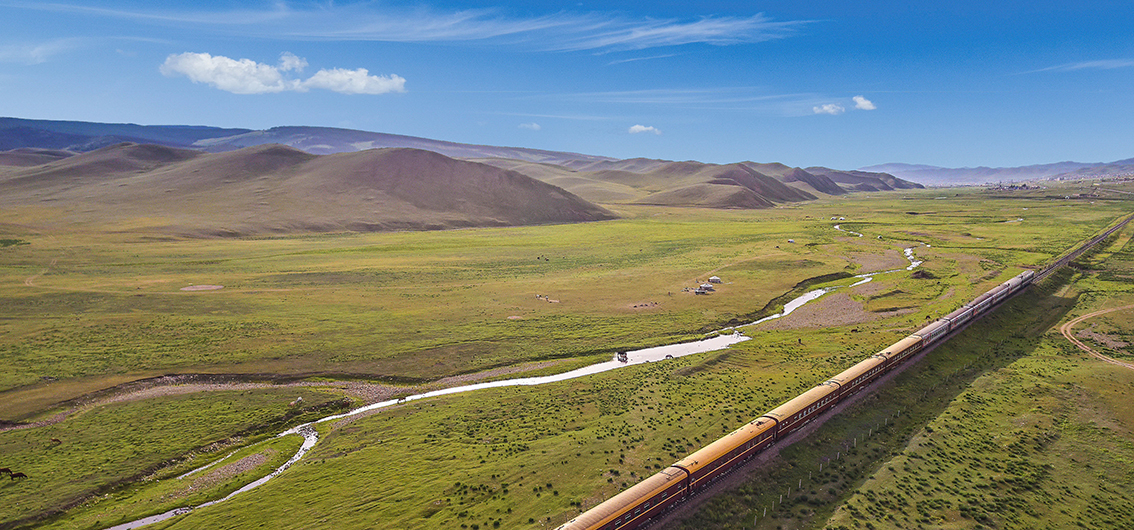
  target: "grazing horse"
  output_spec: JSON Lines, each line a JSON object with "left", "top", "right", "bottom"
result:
{"left": 50, "top": 438, "right": 62, "bottom": 444}
{"left": 0, "top": 468, "right": 11, "bottom": 475}
{"left": 10, "top": 472, "right": 27, "bottom": 480}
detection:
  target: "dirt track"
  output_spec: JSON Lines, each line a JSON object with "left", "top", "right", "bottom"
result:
{"left": 1059, "top": 304, "right": 1134, "bottom": 371}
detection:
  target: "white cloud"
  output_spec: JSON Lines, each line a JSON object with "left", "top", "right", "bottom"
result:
{"left": 278, "top": 52, "right": 308, "bottom": 72}
{"left": 160, "top": 52, "right": 404, "bottom": 95}
{"left": 518, "top": 122, "right": 541, "bottom": 131}
{"left": 629, "top": 124, "right": 661, "bottom": 135}
{"left": 160, "top": 52, "right": 298, "bottom": 94}
{"left": 302, "top": 68, "right": 405, "bottom": 95}
{"left": 813, "top": 104, "right": 844, "bottom": 115}
{"left": 853, "top": 95, "right": 876, "bottom": 110}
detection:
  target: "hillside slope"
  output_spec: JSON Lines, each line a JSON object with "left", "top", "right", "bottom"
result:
{"left": 0, "top": 143, "right": 615, "bottom": 235}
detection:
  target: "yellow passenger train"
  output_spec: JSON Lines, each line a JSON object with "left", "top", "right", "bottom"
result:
{"left": 556, "top": 269, "right": 1035, "bottom": 530}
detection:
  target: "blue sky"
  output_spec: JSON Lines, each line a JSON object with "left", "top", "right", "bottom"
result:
{"left": 1, "top": 1, "right": 1132, "bottom": 169}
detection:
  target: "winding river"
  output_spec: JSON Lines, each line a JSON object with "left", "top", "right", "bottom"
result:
{"left": 108, "top": 233, "right": 924, "bottom": 529}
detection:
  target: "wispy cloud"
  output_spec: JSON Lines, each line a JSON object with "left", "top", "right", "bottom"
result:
{"left": 607, "top": 54, "right": 678, "bottom": 66}
{"left": 160, "top": 52, "right": 405, "bottom": 95}
{"left": 853, "top": 95, "right": 876, "bottom": 110}
{"left": 629, "top": 124, "right": 661, "bottom": 135}
{"left": 813, "top": 103, "right": 845, "bottom": 115}
{"left": 1024, "top": 59, "right": 1134, "bottom": 74}
{"left": 12, "top": 3, "right": 809, "bottom": 53}
{"left": 0, "top": 37, "right": 83, "bottom": 64}
{"left": 518, "top": 122, "right": 541, "bottom": 131}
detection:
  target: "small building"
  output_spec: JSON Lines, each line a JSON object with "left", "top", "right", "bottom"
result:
{"left": 708, "top": 276, "right": 721, "bottom": 283}
{"left": 700, "top": 283, "right": 715, "bottom": 291}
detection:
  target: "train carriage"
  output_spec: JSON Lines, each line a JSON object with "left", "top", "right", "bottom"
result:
{"left": 825, "top": 356, "right": 886, "bottom": 400}
{"left": 758, "top": 382, "right": 840, "bottom": 440}
{"left": 943, "top": 306, "right": 975, "bottom": 332}
{"left": 989, "top": 283, "right": 1011, "bottom": 304}
{"left": 671, "top": 419, "right": 776, "bottom": 491}
{"left": 913, "top": 319, "right": 950, "bottom": 345}
{"left": 889, "top": 335, "right": 925, "bottom": 365}
{"left": 967, "top": 291, "right": 996, "bottom": 315}
{"left": 555, "top": 467, "right": 688, "bottom": 530}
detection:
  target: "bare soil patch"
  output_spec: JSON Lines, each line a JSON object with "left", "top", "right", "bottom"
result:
{"left": 1077, "top": 327, "right": 1129, "bottom": 349}
{"left": 846, "top": 250, "right": 906, "bottom": 272}
{"left": 180, "top": 285, "right": 224, "bottom": 291}
{"left": 757, "top": 291, "right": 914, "bottom": 330}
{"left": 163, "top": 451, "right": 275, "bottom": 501}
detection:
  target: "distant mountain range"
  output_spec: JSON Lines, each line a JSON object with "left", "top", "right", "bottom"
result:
{"left": 0, "top": 117, "right": 927, "bottom": 235}
{"left": 860, "top": 160, "right": 1134, "bottom": 185}
{"left": 0, "top": 117, "right": 612, "bottom": 166}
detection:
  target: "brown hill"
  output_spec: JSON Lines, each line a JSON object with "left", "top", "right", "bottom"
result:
{"left": 806, "top": 167, "right": 923, "bottom": 191}
{"left": 0, "top": 143, "right": 203, "bottom": 192}
{"left": 478, "top": 157, "right": 821, "bottom": 209}
{"left": 0, "top": 144, "right": 616, "bottom": 235}
{"left": 0, "top": 148, "right": 74, "bottom": 167}
{"left": 741, "top": 162, "right": 847, "bottom": 196}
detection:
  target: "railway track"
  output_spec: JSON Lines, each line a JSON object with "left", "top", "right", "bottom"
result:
{"left": 559, "top": 210, "right": 1134, "bottom": 530}
{"left": 1035, "top": 212, "right": 1134, "bottom": 281}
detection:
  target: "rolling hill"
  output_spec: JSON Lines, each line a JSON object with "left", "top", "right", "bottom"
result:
{"left": 0, "top": 143, "right": 616, "bottom": 236}
{"left": 474, "top": 157, "right": 920, "bottom": 209}
{"left": 1, "top": 117, "right": 924, "bottom": 215}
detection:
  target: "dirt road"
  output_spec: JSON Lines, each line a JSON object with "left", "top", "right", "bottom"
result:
{"left": 1059, "top": 304, "right": 1134, "bottom": 371}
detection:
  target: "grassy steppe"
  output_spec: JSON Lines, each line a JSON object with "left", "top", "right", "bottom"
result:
{"left": 1, "top": 183, "right": 1132, "bottom": 529}
{"left": 672, "top": 215, "right": 1134, "bottom": 530}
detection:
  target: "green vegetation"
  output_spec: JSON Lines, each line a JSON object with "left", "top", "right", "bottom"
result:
{"left": 1, "top": 181, "right": 1132, "bottom": 529}
{"left": 0, "top": 387, "right": 349, "bottom": 529}
{"left": 672, "top": 216, "right": 1134, "bottom": 530}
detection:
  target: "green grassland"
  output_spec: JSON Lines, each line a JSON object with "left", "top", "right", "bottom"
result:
{"left": 1, "top": 182, "right": 1132, "bottom": 529}
{"left": 0, "top": 387, "right": 348, "bottom": 529}
{"left": 671, "top": 212, "right": 1134, "bottom": 530}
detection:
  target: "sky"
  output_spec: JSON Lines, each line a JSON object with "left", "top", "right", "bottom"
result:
{"left": 1, "top": 1, "right": 1133, "bottom": 169}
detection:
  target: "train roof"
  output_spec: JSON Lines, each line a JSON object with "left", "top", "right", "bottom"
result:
{"left": 943, "top": 305, "right": 973, "bottom": 322}
{"left": 880, "top": 335, "right": 922, "bottom": 358}
{"left": 760, "top": 382, "right": 840, "bottom": 423}
{"left": 555, "top": 467, "right": 686, "bottom": 530}
{"left": 671, "top": 416, "right": 776, "bottom": 474}
{"left": 967, "top": 291, "right": 995, "bottom": 307}
{"left": 825, "top": 355, "right": 886, "bottom": 386}
{"left": 913, "top": 319, "right": 949, "bottom": 338}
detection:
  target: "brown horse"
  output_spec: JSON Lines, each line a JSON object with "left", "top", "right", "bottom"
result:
{"left": 50, "top": 438, "right": 62, "bottom": 444}
{"left": 10, "top": 472, "right": 27, "bottom": 480}
{"left": 0, "top": 468, "right": 11, "bottom": 475}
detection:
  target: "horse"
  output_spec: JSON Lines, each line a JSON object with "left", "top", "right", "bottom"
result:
{"left": 10, "top": 472, "right": 27, "bottom": 480}
{"left": 0, "top": 468, "right": 11, "bottom": 475}
{"left": 50, "top": 438, "right": 62, "bottom": 444}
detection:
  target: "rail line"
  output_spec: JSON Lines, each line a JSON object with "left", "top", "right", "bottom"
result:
{"left": 557, "top": 211, "right": 1134, "bottom": 530}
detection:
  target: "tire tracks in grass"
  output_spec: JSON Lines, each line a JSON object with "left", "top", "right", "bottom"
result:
{"left": 1059, "top": 304, "right": 1134, "bottom": 371}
